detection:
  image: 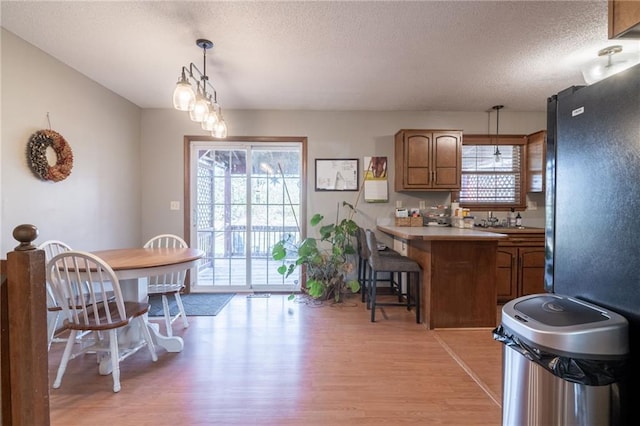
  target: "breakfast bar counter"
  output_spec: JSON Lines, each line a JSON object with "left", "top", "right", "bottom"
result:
{"left": 377, "top": 225, "right": 508, "bottom": 241}
{"left": 377, "top": 225, "right": 507, "bottom": 329}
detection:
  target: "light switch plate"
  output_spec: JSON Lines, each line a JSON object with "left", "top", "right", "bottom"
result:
{"left": 170, "top": 201, "right": 180, "bottom": 210}
{"left": 528, "top": 201, "right": 537, "bottom": 210}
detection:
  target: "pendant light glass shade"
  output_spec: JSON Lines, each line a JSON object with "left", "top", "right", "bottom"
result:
{"left": 172, "top": 76, "right": 196, "bottom": 111}
{"left": 189, "top": 93, "right": 210, "bottom": 123}
{"left": 494, "top": 146, "right": 502, "bottom": 163}
{"left": 212, "top": 117, "right": 228, "bottom": 138}
{"left": 201, "top": 104, "right": 219, "bottom": 131}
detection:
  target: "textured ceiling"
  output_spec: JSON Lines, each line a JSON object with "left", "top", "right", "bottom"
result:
{"left": 2, "top": 1, "right": 639, "bottom": 113}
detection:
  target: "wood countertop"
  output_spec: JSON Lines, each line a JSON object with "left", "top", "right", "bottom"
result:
{"left": 377, "top": 225, "right": 508, "bottom": 241}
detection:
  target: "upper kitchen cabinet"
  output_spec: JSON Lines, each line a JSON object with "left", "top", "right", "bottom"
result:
{"left": 394, "top": 130, "right": 462, "bottom": 191}
{"left": 609, "top": 0, "right": 640, "bottom": 38}
{"left": 526, "top": 130, "right": 546, "bottom": 193}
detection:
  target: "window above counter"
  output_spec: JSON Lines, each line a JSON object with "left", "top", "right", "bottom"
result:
{"left": 455, "top": 133, "right": 544, "bottom": 211}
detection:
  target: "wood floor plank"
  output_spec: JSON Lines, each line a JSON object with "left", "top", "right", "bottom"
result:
{"left": 48, "top": 295, "right": 502, "bottom": 425}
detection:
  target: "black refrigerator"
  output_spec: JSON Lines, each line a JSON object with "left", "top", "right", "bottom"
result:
{"left": 546, "top": 62, "right": 640, "bottom": 422}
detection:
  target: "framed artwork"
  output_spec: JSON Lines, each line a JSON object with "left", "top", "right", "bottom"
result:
{"left": 315, "top": 158, "right": 359, "bottom": 191}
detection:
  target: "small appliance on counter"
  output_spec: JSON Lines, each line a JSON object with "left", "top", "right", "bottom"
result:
{"left": 422, "top": 205, "right": 451, "bottom": 226}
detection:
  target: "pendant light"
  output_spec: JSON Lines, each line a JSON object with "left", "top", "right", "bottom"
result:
{"left": 492, "top": 105, "right": 504, "bottom": 163}
{"left": 173, "top": 39, "right": 228, "bottom": 138}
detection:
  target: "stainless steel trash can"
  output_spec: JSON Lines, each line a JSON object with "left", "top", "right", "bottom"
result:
{"left": 495, "top": 294, "right": 628, "bottom": 426}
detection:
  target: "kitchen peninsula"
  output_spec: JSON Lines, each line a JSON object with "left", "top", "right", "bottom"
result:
{"left": 377, "top": 225, "right": 507, "bottom": 329}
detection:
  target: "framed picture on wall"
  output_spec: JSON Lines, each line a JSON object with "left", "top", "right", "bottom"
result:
{"left": 315, "top": 158, "right": 359, "bottom": 191}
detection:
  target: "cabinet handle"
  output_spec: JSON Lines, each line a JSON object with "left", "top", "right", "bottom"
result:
{"left": 431, "top": 171, "right": 435, "bottom": 184}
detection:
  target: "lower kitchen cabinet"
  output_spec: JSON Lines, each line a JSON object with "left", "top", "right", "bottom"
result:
{"left": 496, "top": 233, "right": 545, "bottom": 303}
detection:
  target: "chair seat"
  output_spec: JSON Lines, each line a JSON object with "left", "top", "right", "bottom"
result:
{"left": 64, "top": 301, "right": 150, "bottom": 331}
{"left": 372, "top": 255, "right": 421, "bottom": 273}
{"left": 148, "top": 283, "right": 184, "bottom": 295}
{"left": 48, "top": 291, "right": 115, "bottom": 312}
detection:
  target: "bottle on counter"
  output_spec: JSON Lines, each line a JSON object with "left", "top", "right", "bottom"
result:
{"left": 515, "top": 212, "right": 522, "bottom": 227}
{"left": 508, "top": 208, "right": 516, "bottom": 227}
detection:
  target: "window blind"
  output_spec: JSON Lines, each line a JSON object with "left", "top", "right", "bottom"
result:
{"left": 460, "top": 145, "right": 522, "bottom": 205}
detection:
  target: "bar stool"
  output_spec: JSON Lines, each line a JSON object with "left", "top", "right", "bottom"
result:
{"left": 356, "top": 227, "right": 402, "bottom": 303}
{"left": 365, "top": 229, "right": 421, "bottom": 323}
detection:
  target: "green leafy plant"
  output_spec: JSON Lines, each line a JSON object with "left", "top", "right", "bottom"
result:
{"left": 272, "top": 202, "right": 361, "bottom": 302}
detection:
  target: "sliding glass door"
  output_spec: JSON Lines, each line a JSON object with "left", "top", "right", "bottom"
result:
{"left": 189, "top": 138, "right": 306, "bottom": 292}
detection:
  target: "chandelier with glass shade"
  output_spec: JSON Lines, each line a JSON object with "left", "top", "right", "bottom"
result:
{"left": 172, "top": 39, "right": 228, "bottom": 138}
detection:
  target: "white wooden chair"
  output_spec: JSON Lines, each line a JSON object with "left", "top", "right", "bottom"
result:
{"left": 40, "top": 240, "right": 116, "bottom": 350}
{"left": 47, "top": 250, "right": 157, "bottom": 392}
{"left": 38, "top": 240, "right": 73, "bottom": 350}
{"left": 144, "top": 234, "right": 189, "bottom": 336}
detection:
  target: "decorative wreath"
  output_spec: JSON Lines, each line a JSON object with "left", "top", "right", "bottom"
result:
{"left": 27, "top": 129, "right": 74, "bottom": 182}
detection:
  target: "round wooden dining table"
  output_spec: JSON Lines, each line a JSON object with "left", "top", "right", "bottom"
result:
{"left": 91, "top": 247, "right": 204, "bottom": 373}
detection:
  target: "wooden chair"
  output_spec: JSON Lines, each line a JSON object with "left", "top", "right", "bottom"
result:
{"left": 38, "top": 240, "right": 73, "bottom": 350}
{"left": 46, "top": 251, "right": 157, "bottom": 392}
{"left": 365, "top": 229, "right": 421, "bottom": 323}
{"left": 144, "top": 234, "right": 189, "bottom": 336}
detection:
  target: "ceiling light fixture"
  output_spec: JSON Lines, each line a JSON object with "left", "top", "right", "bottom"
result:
{"left": 492, "top": 105, "right": 503, "bottom": 164}
{"left": 173, "top": 39, "right": 228, "bottom": 138}
{"left": 581, "top": 45, "right": 640, "bottom": 85}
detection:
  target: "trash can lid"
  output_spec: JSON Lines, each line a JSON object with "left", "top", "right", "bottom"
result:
{"left": 514, "top": 295, "right": 607, "bottom": 326}
{"left": 501, "top": 294, "right": 628, "bottom": 358}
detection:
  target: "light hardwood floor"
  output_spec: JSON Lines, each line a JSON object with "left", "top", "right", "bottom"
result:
{"left": 48, "top": 294, "right": 504, "bottom": 425}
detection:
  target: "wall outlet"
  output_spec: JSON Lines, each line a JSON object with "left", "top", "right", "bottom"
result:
{"left": 528, "top": 201, "right": 537, "bottom": 210}
{"left": 170, "top": 201, "right": 180, "bottom": 210}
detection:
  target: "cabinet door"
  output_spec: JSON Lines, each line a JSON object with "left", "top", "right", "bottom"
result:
{"left": 526, "top": 130, "right": 546, "bottom": 193}
{"left": 519, "top": 247, "right": 545, "bottom": 296}
{"left": 432, "top": 132, "right": 461, "bottom": 189}
{"left": 496, "top": 247, "right": 517, "bottom": 303}
{"left": 405, "top": 132, "right": 432, "bottom": 188}
{"left": 609, "top": 0, "right": 640, "bottom": 39}
{"left": 394, "top": 129, "right": 462, "bottom": 191}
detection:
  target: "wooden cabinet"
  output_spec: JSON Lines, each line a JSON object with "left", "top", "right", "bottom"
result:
{"left": 496, "top": 247, "right": 518, "bottom": 302}
{"left": 526, "top": 130, "right": 546, "bottom": 193}
{"left": 496, "top": 233, "right": 545, "bottom": 303}
{"left": 609, "top": 0, "right": 640, "bottom": 39}
{"left": 394, "top": 130, "right": 462, "bottom": 191}
{"left": 519, "top": 247, "right": 546, "bottom": 296}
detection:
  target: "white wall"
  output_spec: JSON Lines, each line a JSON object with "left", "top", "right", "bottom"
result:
{"left": 141, "top": 109, "right": 546, "bottom": 248}
{"left": 1, "top": 28, "right": 547, "bottom": 256}
{"left": 1, "top": 29, "right": 142, "bottom": 255}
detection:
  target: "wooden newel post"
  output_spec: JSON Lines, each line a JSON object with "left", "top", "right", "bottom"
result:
{"left": 5, "top": 224, "right": 50, "bottom": 425}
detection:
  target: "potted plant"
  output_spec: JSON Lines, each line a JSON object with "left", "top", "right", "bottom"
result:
{"left": 272, "top": 201, "right": 361, "bottom": 303}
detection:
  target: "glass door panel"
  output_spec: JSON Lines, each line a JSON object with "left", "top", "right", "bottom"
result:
{"left": 191, "top": 141, "right": 302, "bottom": 292}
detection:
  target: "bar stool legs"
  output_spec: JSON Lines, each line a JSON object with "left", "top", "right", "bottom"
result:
{"left": 369, "top": 269, "right": 421, "bottom": 323}
{"left": 364, "top": 229, "right": 422, "bottom": 323}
